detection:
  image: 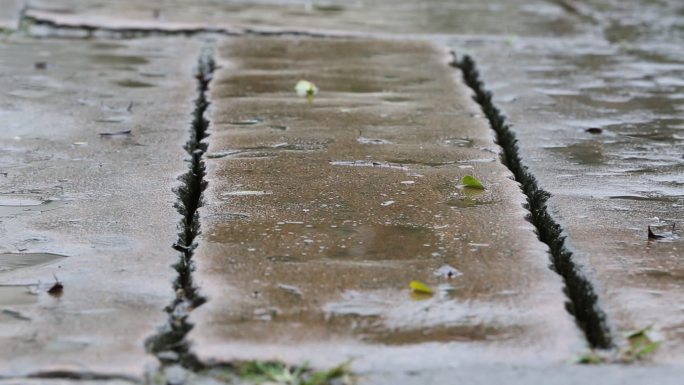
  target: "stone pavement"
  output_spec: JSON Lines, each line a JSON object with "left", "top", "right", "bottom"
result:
{"left": 0, "top": 0, "right": 22, "bottom": 31}
{"left": 188, "top": 36, "right": 581, "bottom": 371}
{"left": 0, "top": 1, "right": 682, "bottom": 384}
{"left": 446, "top": 0, "right": 684, "bottom": 362}
{"left": 0, "top": 36, "right": 199, "bottom": 381}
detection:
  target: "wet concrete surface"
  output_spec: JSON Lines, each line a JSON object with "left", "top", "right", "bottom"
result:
{"left": 23, "top": 0, "right": 587, "bottom": 37}
{"left": 362, "top": 363, "right": 684, "bottom": 385}
{"left": 448, "top": 0, "right": 684, "bottom": 360}
{"left": 0, "top": 381, "right": 136, "bottom": 385}
{"left": 2, "top": 0, "right": 683, "bottom": 382}
{"left": 187, "top": 37, "right": 583, "bottom": 373}
{"left": 0, "top": 0, "right": 22, "bottom": 31}
{"left": 0, "top": 37, "right": 200, "bottom": 378}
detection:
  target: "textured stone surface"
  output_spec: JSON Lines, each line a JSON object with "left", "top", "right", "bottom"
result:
{"left": 188, "top": 37, "right": 583, "bottom": 374}
{"left": 450, "top": 0, "right": 684, "bottom": 361}
{"left": 2, "top": 0, "right": 683, "bottom": 381}
{"left": 0, "top": 37, "right": 199, "bottom": 379}
{"left": 0, "top": 0, "right": 23, "bottom": 30}
{"left": 23, "top": 0, "right": 582, "bottom": 37}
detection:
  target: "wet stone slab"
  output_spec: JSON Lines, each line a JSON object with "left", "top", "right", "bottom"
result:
{"left": 451, "top": 0, "right": 684, "bottom": 361}
{"left": 0, "top": 381, "right": 136, "bottom": 385}
{"left": 23, "top": 0, "right": 583, "bottom": 38}
{"left": 0, "top": 0, "right": 23, "bottom": 31}
{"left": 188, "top": 37, "right": 584, "bottom": 374}
{"left": 0, "top": 37, "right": 200, "bottom": 378}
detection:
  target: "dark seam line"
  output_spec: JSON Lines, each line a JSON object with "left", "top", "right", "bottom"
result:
{"left": 145, "top": 49, "right": 215, "bottom": 371}
{"left": 452, "top": 53, "right": 613, "bottom": 349}
{"left": 0, "top": 371, "right": 140, "bottom": 383}
{"left": 22, "top": 13, "right": 352, "bottom": 39}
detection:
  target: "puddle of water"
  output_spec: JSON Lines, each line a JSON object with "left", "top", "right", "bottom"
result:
{"left": 0, "top": 196, "right": 44, "bottom": 206}
{"left": 311, "top": 3, "right": 345, "bottom": 13}
{"left": 271, "top": 141, "right": 329, "bottom": 151}
{"left": 324, "top": 291, "right": 386, "bottom": 318}
{"left": 115, "top": 79, "right": 155, "bottom": 88}
{"left": 207, "top": 150, "right": 242, "bottom": 159}
{"left": 456, "top": 158, "right": 497, "bottom": 164}
{"left": 44, "top": 339, "right": 90, "bottom": 353}
{"left": 329, "top": 160, "right": 409, "bottom": 170}
{"left": 547, "top": 141, "right": 604, "bottom": 165}
{"left": 444, "top": 138, "right": 474, "bottom": 147}
{"left": 91, "top": 42, "right": 126, "bottom": 50}
{"left": 0, "top": 253, "right": 67, "bottom": 273}
{"left": 7, "top": 88, "right": 52, "bottom": 99}
{"left": 95, "top": 117, "right": 127, "bottom": 123}
{"left": 446, "top": 197, "right": 492, "bottom": 208}
{"left": 91, "top": 54, "right": 149, "bottom": 65}
{"left": 367, "top": 323, "right": 510, "bottom": 345}
{"left": 382, "top": 96, "right": 412, "bottom": 103}
{"left": 386, "top": 158, "right": 455, "bottom": 167}
{"left": 0, "top": 196, "right": 63, "bottom": 217}
{"left": 357, "top": 137, "right": 393, "bottom": 145}
{"left": 0, "top": 285, "right": 38, "bottom": 306}
{"left": 207, "top": 212, "right": 251, "bottom": 221}
{"left": 328, "top": 224, "right": 437, "bottom": 261}
{"left": 434, "top": 264, "right": 463, "bottom": 278}
{"left": 222, "top": 190, "right": 271, "bottom": 197}
{"left": 276, "top": 283, "right": 303, "bottom": 298}
{"left": 226, "top": 118, "right": 263, "bottom": 126}
{"left": 210, "top": 141, "right": 330, "bottom": 159}
{"left": 609, "top": 195, "right": 675, "bottom": 203}
{"left": 140, "top": 71, "right": 167, "bottom": 78}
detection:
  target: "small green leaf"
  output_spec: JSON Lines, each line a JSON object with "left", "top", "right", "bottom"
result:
{"left": 637, "top": 341, "right": 660, "bottom": 359}
{"left": 625, "top": 325, "right": 651, "bottom": 339}
{"left": 574, "top": 351, "right": 603, "bottom": 365}
{"left": 620, "top": 325, "right": 662, "bottom": 362}
{"left": 462, "top": 175, "right": 485, "bottom": 189}
{"left": 409, "top": 280, "right": 433, "bottom": 294}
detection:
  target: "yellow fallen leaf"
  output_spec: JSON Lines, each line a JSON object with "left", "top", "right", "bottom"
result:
{"left": 409, "top": 280, "right": 433, "bottom": 294}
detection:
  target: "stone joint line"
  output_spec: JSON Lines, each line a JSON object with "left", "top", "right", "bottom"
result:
{"left": 145, "top": 49, "right": 215, "bottom": 371}
{"left": 453, "top": 54, "right": 613, "bottom": 349}
{"left": 21, "top": 12, "right": 351, "bottom": 39}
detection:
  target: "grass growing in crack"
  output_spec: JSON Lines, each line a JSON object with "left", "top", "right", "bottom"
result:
{"left": 621, "top": 326, "right": 661, "bottom": 362}
{"left": 574, "top": 326, "right": 661, "bottom": 364}
{"left": 452, "top": 53, "right": 613, "bottom": 349}
{"left": 203, "top": 361, "right": 354, "bottom": 385}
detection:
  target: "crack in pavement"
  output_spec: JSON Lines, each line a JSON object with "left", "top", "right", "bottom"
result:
{"left": 144, "top": 47, "right": 214, "bottom": 372}
{"left": 21, "top": 12, "right": 352, "bottom": 39}
{"left": 0, "top": 370, "right": 140, "bottom": 383}
{"left": 453, "top": 53, "right": 613, "bottom": 349}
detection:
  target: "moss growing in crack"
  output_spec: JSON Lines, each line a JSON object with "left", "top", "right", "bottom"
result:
{"left": 145, "top": 50, "right": 215, "bottom": 372}
{"left": 452, "top": 53, "right": 612, "bottom": 349}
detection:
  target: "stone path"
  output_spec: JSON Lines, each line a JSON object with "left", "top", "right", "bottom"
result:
{"left": 188, "top": 36, "right": 581, "bottom": 372}
{"left": 0, "top": 1, "right": 682, "bottom": 384}
{"left": 0, "top": 37, "right": 199, "bottom": 380}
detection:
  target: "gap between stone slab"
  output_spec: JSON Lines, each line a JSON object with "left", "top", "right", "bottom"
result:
{"left": 452, "top": 53, "right": 613, "bottom": 349}
{"left": 0, "top": 371, "right": 140, "bottom": 384}
{"left": 144, "top": 47, "right": 214, "bottom": 372}
{"left": 20, "top": 11, "right": 350, "bottom": 39}
{"left": 137, "top": 44, "right": 352, "bottom": 385}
